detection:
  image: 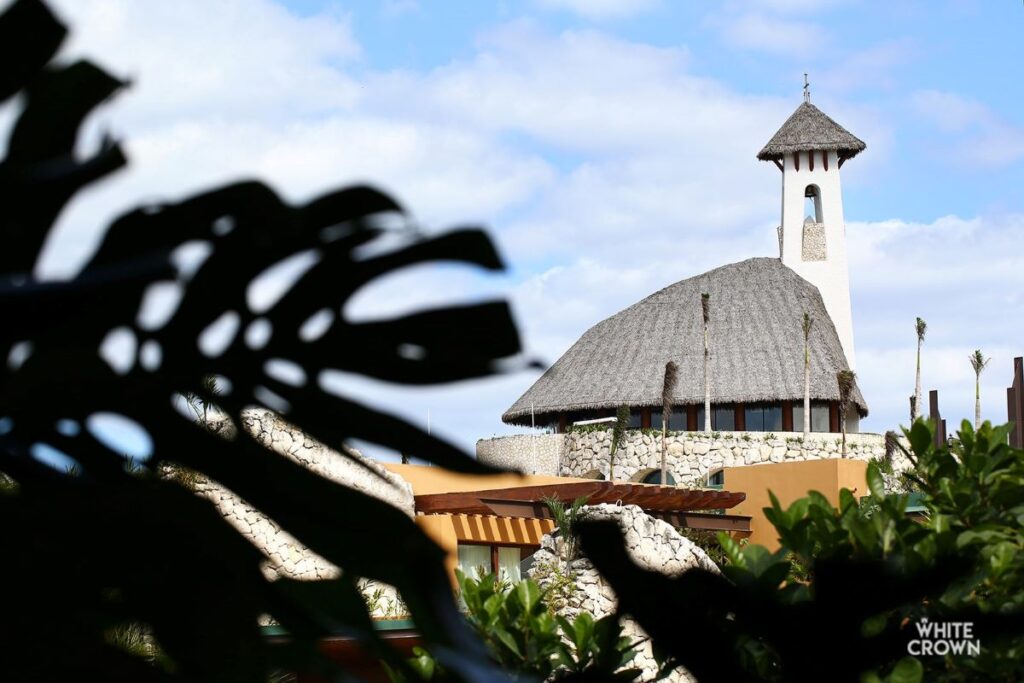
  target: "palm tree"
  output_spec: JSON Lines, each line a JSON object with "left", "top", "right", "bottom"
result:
{"left": 802, "top": 312, "right": 813, "bottom": 439}
{"left": 541, "top": 495, "right": 589, "bottom": 563}
{"left": 183, "top": 374, "right": 221, "bottom": 425}
{"left": 836, "top": 370, "right": 857, "bottom": 457}
{"left": 701, "top": 293, "right": 711, "bottom": 433}
{"left": 913, "top": 317, "right": 926, "bottom": 422}
{"left": 609, "top": 405, "right": 630, "bottom": 481}
{"left": 661, "top": 361, "right": 678, "bottom": 485}
{"left": 969, "top": 349, "right": 991, "bottom": 429}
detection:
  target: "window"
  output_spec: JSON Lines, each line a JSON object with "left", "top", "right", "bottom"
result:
{"left": 458, "top": 544, "right": 527, "bottom": 585}
{"left": 792, "top": 402, "right": 832, "bottom": 432}
{"left": 744, "top": 404, "right": 782, "bottom": 432}
{"left": 707, "top": 469, "right": 724, "bottom": 488}
{"left": 628, "top": 410, "right": 642, "bottom": 428}
{"left": 457, "top": 544, "right": 491, "bottom": 582}
{"left": 640, "top": 469, "right": 676, "bottom": 485}
{"left": 811, "top": 403, "right": 830, "bottom": 432}
{"left": 651, "top": 408, "right": 686, "bottom": 431}
{"left": 497, "top": 547, "right": 521, "bottom": 584}
{"left": 712, "top": 406, "right": 735, "bottom": 431}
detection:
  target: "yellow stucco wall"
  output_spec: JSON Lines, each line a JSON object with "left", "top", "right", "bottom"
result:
{"left": 383, "top": 463, "right": 590, "bottom": 495}
{"left": 384, "top": 464, "right": 568, "bottom": 583}
{"left": 723, "top": 459, "right": 868, "bottom": 550}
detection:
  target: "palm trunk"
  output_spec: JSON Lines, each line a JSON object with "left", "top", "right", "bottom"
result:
{"left": 975, "top": 378, "right": 981, "bottom": 429}
{"left": 841, "top": 417, "right": 847, "bottom": 457}
{"left": 703, "top": 328, "right": 711, "bottom": 433}
{"left": 661, "top": 419, "right": 667, "bottom": 485}
{"left": 913, "top": 340, "right": 922, "bottom": 422}
{"left": 803, "top": 347, "right": 811, "bottom": 439}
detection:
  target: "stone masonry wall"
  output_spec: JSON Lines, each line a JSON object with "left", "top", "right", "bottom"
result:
{"left": 478, "top": 429, "right": 912, "bottom": 486}
{"left": 561, "top": 429, "right": 911, "bottom": 486}
{"left": 475, "top": 433, "right": 563, "bottom": 474}
{"left": 529, "top": 504, "right": 717, "bottom": 682}
{"left": 192, "top": 409, "right": 414, "bottom": 615}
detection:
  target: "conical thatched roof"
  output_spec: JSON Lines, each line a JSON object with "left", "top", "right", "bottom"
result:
{"left": 757, "top": 102, "right": 866, "bottom": 161}
{"left": 503, "top": 258, "right": 867, "bottom": 425}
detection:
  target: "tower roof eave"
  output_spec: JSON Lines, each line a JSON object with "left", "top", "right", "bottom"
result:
{"left": 757, "top": 102, "right": 866, "bottom": 161}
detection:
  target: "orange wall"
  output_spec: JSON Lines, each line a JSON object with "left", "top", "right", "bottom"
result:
{"left": 723, "top": 459, "right": 868, "bottom": 550}
{"left": 385, "top": 464, "right": 565, "bottom": 583}
{"left": 383, "top": 463, "right": 589, "bottom": 495}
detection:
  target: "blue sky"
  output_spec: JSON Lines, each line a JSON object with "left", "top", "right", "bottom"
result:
{"left": 34, "top": 0, "right": 1024, "bottom": 462}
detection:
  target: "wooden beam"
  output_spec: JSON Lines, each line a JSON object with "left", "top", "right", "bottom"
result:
{"left": 773, "top": 159, "right": 784, "bottom": 172}
{"left": 794, "top": 152, "right": 800, "bottom": 171}
{"left": 823, "top": 152, "right": 829, "bottom": 171}
{"left": 809, "top": 150, "right": 815, "bottom": 172}
{"left": 655, "top": 511, "right": 751, "bottom": 533}
{"left": 782, "top": 400, "right": 793, "bottom": 432}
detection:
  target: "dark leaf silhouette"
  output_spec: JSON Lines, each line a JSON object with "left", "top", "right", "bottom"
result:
{"left": 0, "top": 1, "right": 522, "bottom": 680}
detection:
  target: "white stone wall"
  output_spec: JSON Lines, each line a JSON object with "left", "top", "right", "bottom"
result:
{"left": 529, "top": 504, "right": 716, "bottom": 682}
{"left": 190, "top": 409, "right": 413, "bottom": 615}
{"left": 475, "top": 433, "right": 563, "bottom": 475}
{"left": 557, "top": 429, "right": 911, "bottom": 486}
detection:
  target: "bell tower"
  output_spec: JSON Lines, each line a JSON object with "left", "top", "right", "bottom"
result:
{"left": 758, "top": 85, "right": 865, "bottom": 369}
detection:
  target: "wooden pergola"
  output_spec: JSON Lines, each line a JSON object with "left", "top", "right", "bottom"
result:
{"left": 414, "top": 481, "right": 751, "bottom": 533}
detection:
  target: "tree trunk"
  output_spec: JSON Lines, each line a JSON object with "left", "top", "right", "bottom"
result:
{"left": 703, "top": 327, "right": 711, "bottom": 433}
{"left": 841, "top": 414, "right": 847, "bottom": 457}
{"left": 803, "top": 347, "right": 811, "bottom": 439}
{"left": 660, "top": 419, "right": 667, "bottom": 485}
{"left": 975, "top": 379, "right": 982, "bottom": 429}
{"left": 913, "top": 341, "right": 922, "bottom": 422}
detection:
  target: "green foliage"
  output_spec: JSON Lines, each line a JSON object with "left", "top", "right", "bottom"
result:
{"left": 392, "top": 572, "right": 647, "bottom": 682}
{"left": 0, "top": 1, "right": 525, "bottom": 679}
{"left": 543, "top": 495, "right": 589, "bottom": 562}
{"left": 677, "top": 527, "right": 731, "bottom": 569}
{"left": 734, "top": 420, "right": 1024, "bottom": 680}
{"left": 582, "top": 420, "right": 1024, "bottom": 682}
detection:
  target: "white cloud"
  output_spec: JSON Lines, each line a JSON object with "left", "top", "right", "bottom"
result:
{"left": 909, "top": 90, "right": 1024, "bottom": 167}
{"left": 534, "top": 0, "right": 661, "bottom": 20}
{"left": 711, "top": 11, "right": 826, "bottom": 57}
{"left": 848, "top": 214, "right": 1024, "bottom": 433}
{"left": 25, "top": 1, "right": 1012, "bottom": 459}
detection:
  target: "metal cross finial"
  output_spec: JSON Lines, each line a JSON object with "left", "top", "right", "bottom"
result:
{"left": 803, "top": 73, "right": 810, "bottom": 103}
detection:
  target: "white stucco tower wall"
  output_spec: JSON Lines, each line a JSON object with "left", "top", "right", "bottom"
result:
{"left": 779, "top": 149, "right": 856, "bottom": 370}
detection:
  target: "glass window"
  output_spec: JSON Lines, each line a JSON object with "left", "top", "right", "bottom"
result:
{"left": 811, "top": 402, "right": 830, "bottom": 432}
{"left": 707, "top": 469, "right": 724, "bottom": 487}
{"left": 696, "top": 407, "right": 705, "bottom": 431}
{"left": 497, "top": 547, "right": 521, "bottom": 585}
{"left": 457, "top": 545, "right": 491, "bottom": 582}
{"left": 745, "top": 406, "right": 764, "bottom": 432}
{"left": 641, "top": 470, "right": 676, "bottom": 485}
{"left": 713, "top": 406, "right": 735, "bottom": 431}
{"left": 651, "top": 409, "right": 686, "bottom": 431}
{"left": 745, "top": 404, "right": 783, "bottom": 432}
{"left": 793, "top": 403, "right": 830, "bottom": 432}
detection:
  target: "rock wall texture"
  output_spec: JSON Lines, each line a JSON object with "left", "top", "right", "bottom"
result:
{"left": 529, "top": 504, "right": 718, "bottom": 683}
{"left": 192, "top": 409, "right": 413, "bottom": 614}
{"left": 478, "top": 429, "right": 911, "bottom": 486}
{"left": 475, "top": 433, "right": 563, "bottom": 474}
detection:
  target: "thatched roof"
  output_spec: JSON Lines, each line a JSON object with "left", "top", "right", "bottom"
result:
{"left": 503, "top": 258, "right": 867, "bottom": 425}
{"left": 757, "top": 102, "right": 866, "bottom": 161}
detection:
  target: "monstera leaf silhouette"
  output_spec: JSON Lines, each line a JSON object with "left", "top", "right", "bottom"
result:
{"left": 0, "top": 1, "right": 523, "bottom": 680}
